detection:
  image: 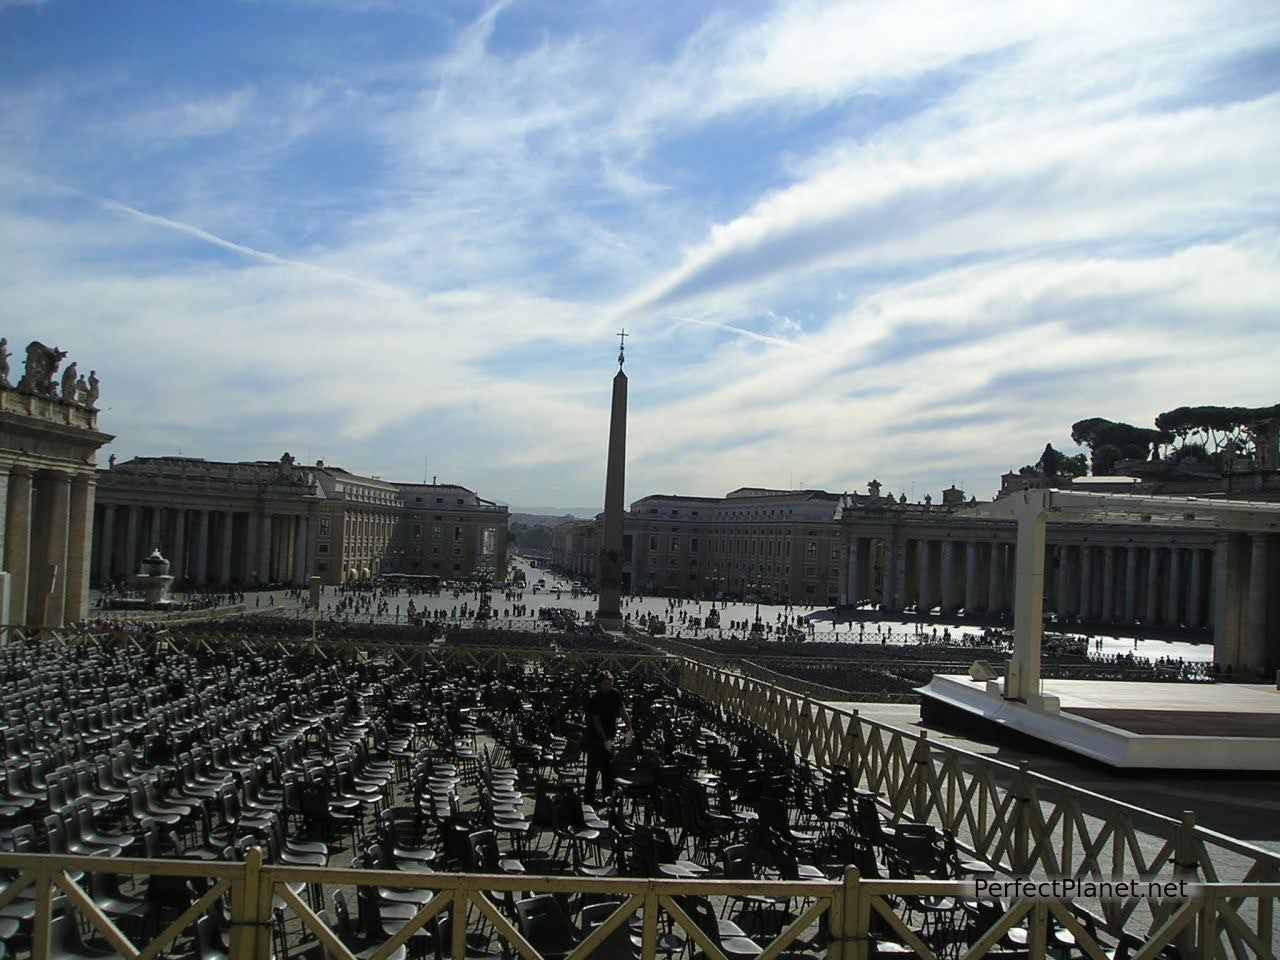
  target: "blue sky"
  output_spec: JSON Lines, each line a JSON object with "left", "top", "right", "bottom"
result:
{"left": 2, "top": 0, "right": 1278, "bottom": 509}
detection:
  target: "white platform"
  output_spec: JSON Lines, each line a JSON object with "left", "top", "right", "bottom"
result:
{"left": 918, "top": 675, "right": 1280, "bottom": 771}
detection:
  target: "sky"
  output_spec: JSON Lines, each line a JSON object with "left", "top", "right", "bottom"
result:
{"left": 2, "top": 0, "right": 1278, "bottom": 510}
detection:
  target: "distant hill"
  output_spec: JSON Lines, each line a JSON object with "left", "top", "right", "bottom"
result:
{"left": 508, "top": 508, "right": 599, "bottom": 524}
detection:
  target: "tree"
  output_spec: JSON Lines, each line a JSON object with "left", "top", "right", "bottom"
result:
{"left": 1070, "top": 418, "right": 1170, "bottom": 474}
{"left": 1019, "top": 443, "right": 1090, "bottom": 478}
{"left": 1155, "top": 404, "right": 1280, "bottom": 470}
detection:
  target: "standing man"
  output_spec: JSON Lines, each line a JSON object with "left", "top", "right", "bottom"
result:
{"left": 584, "top": 670, "right": 631, "bottom": 804}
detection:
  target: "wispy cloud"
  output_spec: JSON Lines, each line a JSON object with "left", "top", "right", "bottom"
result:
{"left": 1, "top": 0, "right": 1277, "bottom": 506}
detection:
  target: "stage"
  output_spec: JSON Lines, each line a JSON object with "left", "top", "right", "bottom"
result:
{"left": 918, "top": 675, "right": 1280, "bottom": 771}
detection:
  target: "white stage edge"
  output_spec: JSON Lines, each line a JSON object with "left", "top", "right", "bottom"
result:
{"left": 918, "top": 675, "right": 1280, "bottom": 771}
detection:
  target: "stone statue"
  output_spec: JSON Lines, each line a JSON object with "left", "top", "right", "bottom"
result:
{"left": 0, "top": 338, "right": 9, "bottom": 388}
{"left": 60, "top": 361, "right": 78, "bottom": 402}
{"left": 75, "top": 375, "right": 88, "bottom": 404}
{"left": 85, "top": 370, "right": 100, "bottom": 408}
{"left": 108, "top": 454, "right": 116, "bottom": 468}
{"left": 17, "top": 341, "right": 67, "bottom": 396}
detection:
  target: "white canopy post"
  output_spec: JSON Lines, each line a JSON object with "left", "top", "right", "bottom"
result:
{"left": 1006, "top": 489, "right": 1049, "bottom": 703}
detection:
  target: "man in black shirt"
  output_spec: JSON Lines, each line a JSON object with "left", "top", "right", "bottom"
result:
{"left": 584, "top": 670, "right": 630, "bottom": 804}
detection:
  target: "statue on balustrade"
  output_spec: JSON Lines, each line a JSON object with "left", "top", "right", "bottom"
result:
{"left": 85, "top": 370, "right": 100, "bottom": 408}
{"left": 60, "top": 361, "right": 78, "bottom": 402}
{"left": 16, "top": 341, "right": 68, "bottom": 397}
{"left": 0, "top": 338, "right": 10, "bottom": 388}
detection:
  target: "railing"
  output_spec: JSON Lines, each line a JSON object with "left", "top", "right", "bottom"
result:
{"left": 676, "top": 658, "right": 1280, "bottom": 951}
{"left": 2, "top": 851, "right": 1275, "bottom": 960}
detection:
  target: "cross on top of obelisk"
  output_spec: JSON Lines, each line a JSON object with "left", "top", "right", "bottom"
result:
{"left": 617, "top": 328, "right": 628, "bottom": 368}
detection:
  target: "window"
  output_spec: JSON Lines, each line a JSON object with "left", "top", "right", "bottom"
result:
{"left": 806, "top": 541, "right": 817, "bottom": 560}
{"left": 649, "top": 535, "right": 658, "bottom": 550}
{"left": 412, "top": 524, "right": 422, "bottom": 539}
{"left": 648, "top": 557, "right": 657, "bottom": 569}
{"left": 454, "top": 525, "right": 462, "bottom": 542}
{"left": 317, "top": 560, "right": 328, "bottom": 572}
{"left": 415, "top": 496, "right": 422, "bottom": 503}
{"left": 670, "top": 536, "right": 680, "bottom": 551}
{"left": 805, "top": 565, "right": 817, "bottom": 579}
{"left": 318, "top": 544, "right": 329, "bottom": 555}
{"left": 831, "top": 543, "right": 840, "bottom": 560}
{"left": 453, "top": 546, "right": 463, "bottom": 557}
{"left": 436, "top": 497, "right": 444, "bottom": 504}
{"left": 432, "top": 545, "right": 440, "bottom": 555}
{"left": 690, "top": 538, "right": 699, "bottom": 553}
{"left": 318, "top": 518, "right": 330, "bottom": 537}
{"left": 668, "top": 558, "right": 678, "bottom": 568}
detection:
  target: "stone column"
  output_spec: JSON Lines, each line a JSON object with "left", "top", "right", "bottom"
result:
{"left": 1054, "top": 546, "right": 1070, "bottom": 619}
{"left": 848, "top": 537, "right": 863, "bottom": 606}
{"left": 1244, "top": 534, "right": 1270, "bottom": 672}
{"left": 293, "top": 515, "right": 310, "bottom": 585}
{"left": 145, "top": 506, "right": 160, "bottom": 554}
{"left": 880, "top": 538, "right": 896, "bottom": 610}
{"left": 892, "top": 537, "right": 907, "bottom": 612}
{"left": 987, "top": 542, "right": 1003, "bottom": 613}
{"left": 34, "top": 472, "right": 71, "bottom": 627}
{"left": 0, "top": 467, "right": 9, "bottom": 567}
{"left": 1124, "top": 546, "right": 1138, "bottom": 623}
{"left": 218, "top": 511, "right": 234, "bottom": 585}
{"left": 1079, "top": 545, "right": 1094, "bottom": 620}
{"left": 1214, "top": 536, "right": 1252, "bottom": 667}
{"left": 3, "top": 467, "right": 33, "bottom": 626}
{"left": 98, "top": 504, "right": 115, "bottom": 584}
{"left": 917, "top": 540, "right": 933, "bottom": 614}
{"left": 124, "top": 506, "right": 139, "bottom": 580}
{"left": 1188, "top": 548, "right": 1204, "bottom": 630}
{"left": 1145, "top": 546, "right": 1160, "bottom": 625}
{"left": 194, "top": 510, "right": 210, "bottom": 584}
{"left": 244, "top": 512, "right": 259, "bottom": 584}
{"left": 964, "top": 541, "right": 980, "bottom": 614}
{"left": 940, "top": 541, "right": 957, "bottom": 614}
{"left": 258, "top": 512, "right": 272, "bottom": 584}
{"left": 1102, "top": 546, "right": 1115, "bottom": 622}
{"left": 63, "top": 475, "right": 94, "bottom": 625}
{"left": 1166, "top": 547, "right": 1182, "bottom": 626}
{"left": 171, "top": 508, "right": 186, "bottom": 584}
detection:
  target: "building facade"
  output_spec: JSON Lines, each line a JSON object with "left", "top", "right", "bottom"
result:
{"left": 0, "top": 341, "right": 113, "bottom": 627}
{"left": 627, "top": 488, "right": 845, "bottom": 603}
{"left": 383, "top": 483, "right": 508, "bottom": 581}
{"left": 93, "top": 454, "right": 507, "bottom": 587}
{"left": 833, "top": 481, "right": 1279, "bottom": 672}
{"left": 548, "top": 487, "right": 845, "bottom": 604}
{"left": 546, "top": 476, "right": 1278, "bottom": 671}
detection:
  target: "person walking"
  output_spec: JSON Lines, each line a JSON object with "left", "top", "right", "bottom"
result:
{"left": 583, "top": 670, "right": 630, "bottom": 804}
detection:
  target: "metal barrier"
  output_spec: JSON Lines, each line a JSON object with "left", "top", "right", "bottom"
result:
{"left": 2, "top": 851, "right": 1275, "bottom": 959}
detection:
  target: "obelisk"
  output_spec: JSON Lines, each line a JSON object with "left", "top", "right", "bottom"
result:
{"left": 596, "top": 331, "right": 628, "bottom": 628}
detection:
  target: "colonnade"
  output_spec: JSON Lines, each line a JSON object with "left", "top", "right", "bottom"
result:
{"left": 91, "top": 503, "right": 312, "bottom": 587}
{"left": 842, "top": 534, "right": 1220, "bottom": 631}
{"left": 0, "top": 466, "right": 96, "bottom": 627}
